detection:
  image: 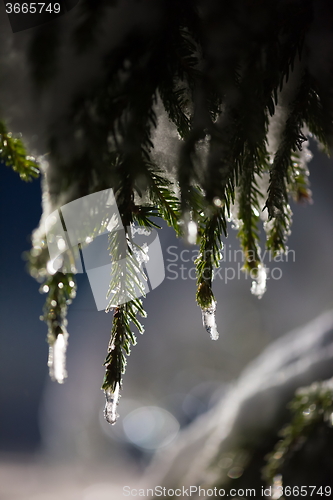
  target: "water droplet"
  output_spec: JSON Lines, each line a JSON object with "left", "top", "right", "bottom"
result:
{"left": 43, "top": 285, "right": 49, "bottom": 293}
{"left": 57, "top": 238, "right": 66, "bottom": 252}
{"left": 69, "top": 280, "right": 75, "bottom": 287}
{"left": 252, "top": 206, "right": 260, "bottom": 217}
{"left": 58, "top": 282, "right": 64, "bottom": 289}
{"left": 51, "top": 300, "right": 57, "bottom": 307}
{"left": 48, "top": 332, "right": 68, "bottom": 384}
{"left": 251, "top": 264, "right": 267, "bottom": 298}
{"left": 47, "top": 260, "right": 57, "bottom": 275}
{"left": 186, "top": 220, "right": 197, "bottom": 245}
{"left": 328, "top": 412, "right": 333, "bottom": 427}
{"left": 104, "top": 383, "right": 121, "bottom": 425}
{"left": 213, "top": 197, "right": 222, "bottom": 207}
{"left": 201, "top": 301, "right": 219, "bottom": 340}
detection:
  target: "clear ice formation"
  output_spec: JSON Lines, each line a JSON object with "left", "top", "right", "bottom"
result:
{"left": 201, "top": 301, "right": 219, "bottom": 340}
{"left": 48, "top": 332, "right": 68, "bottom": 384}
{"left": 251, "top": 263, "right": 267, "bottom": 299}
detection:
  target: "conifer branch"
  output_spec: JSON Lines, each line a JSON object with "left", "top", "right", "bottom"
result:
{"left": 265, "top": 77, "right": 309, "bottom": 256}
{"left": 0, "top": 122, "right": 39, "bottom": 181}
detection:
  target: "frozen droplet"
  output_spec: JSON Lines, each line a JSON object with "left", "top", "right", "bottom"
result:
{"left": 104, "top": 383, "right": 121, "bottom": 425}
{"left": 51, "top": 300, "right": 57, "bottom": 307}
{"left": 48, "top": 332, "right": 68, "bottom": 384}
{"left": 69, "top": 280, "right": 75, "bottom": 287}
{"left": 251, "top": 264, "right": 267, "bottom": 299}
{"left": 57, "top": 238, "right": 66, "bottom": 252}
{"left": 58, "top": 282, "right": 64, "bottom": 289}
{"left": 43, "top": 285, "right": 49, "bottom": 293}
{"left": 201, "top": 301, "right": 219, "bottom": 340}
{"left": 213, "top": 197, "right": 222, "bottom": 207}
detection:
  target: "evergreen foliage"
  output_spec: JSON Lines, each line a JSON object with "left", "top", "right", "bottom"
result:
{"left": 2, "top": 0, "right": 333, "bottom": 463}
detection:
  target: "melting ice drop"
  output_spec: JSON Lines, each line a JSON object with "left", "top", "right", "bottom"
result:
{"left": 201, "top": 301, "right": 219, "bottom": 341}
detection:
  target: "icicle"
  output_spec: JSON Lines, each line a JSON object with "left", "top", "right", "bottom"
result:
{"left": 104, "top": 382, "right": 121, "bottom": 425}
{"left": 201, "top": 300, "right": 219, "bottom": 340}
{"left": 251, "top": 264, "right": 267, "bottom": 299}
{"left": 48, "top": 331, "right": 68, "bottom": 384}
{"left": 182, "top": 212, "right": 197, "bottom": 245}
